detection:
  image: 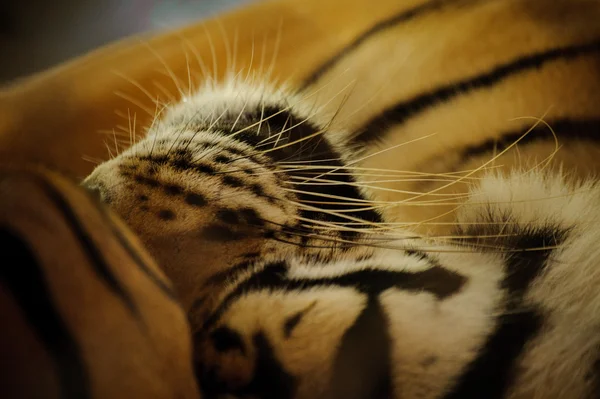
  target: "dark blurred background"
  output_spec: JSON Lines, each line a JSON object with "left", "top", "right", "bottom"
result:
{"left": 0, "top": 0, "right": 254, "bottom": 84}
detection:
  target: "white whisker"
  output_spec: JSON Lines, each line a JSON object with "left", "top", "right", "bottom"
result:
{"left": 113, "top": 91, "right": 155, "bottom": 116}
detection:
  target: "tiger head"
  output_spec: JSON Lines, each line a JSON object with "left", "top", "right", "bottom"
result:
{"left": 83, "top": 81, "right": 381, "bottom": 319}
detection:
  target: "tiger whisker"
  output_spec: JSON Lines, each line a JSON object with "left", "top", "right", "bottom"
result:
{"left": 152, "top": 79, "right": 177, "bottom": 103}
{"left": 265, "top": 18, "right": 284, "bottom": 79}
{"left": 140, "top": 39, "right": 187, "bottom": 99}
{"left": 176, "top": 31, "right": 212, "bottom": 84}
{"left": 214, "top": 17, "right": 232, "bottom": 80}
{"left": 183, "top": 42, "right": 194, "bottom": 99}
{"left": 111, "top": 70, "right": 166, "bottom": 107}
{"left": 224, "top": 77, "right": 354, "bottom": 144}
{"left": 97, "top": 129, "right": 131, "bottom": 138}
{"left": 228, "top": 78, "right": 355, "bottom": 149}
{"left": 243, "top": 28, "right": 256, "bottom": 85}
{"left": 290, "top": 177, "right": 474, "bottom": 185}
{"left": 81, "top": 155, "right": 104, "bottom": 165}
{"left": 230, "top": 92, "right": 253, "bottom": 133}
{"left": 232, "top": 26, "right": 240, "bottom": 78}
{"left": 201, "top": 21, "right": 219, "bottom": 84}
{"left": 259, "top": 216, "right": 543, "bottom": 252}
{"left": 127, "top": 109, "right": 133, "bottom": 147}
{"left": 302, "top": 132, "right": 439, "bottom": 184}
{"left": 257, "top": 29, "right": 268, "bottom": 78}
{"left": 185, "top": 107, "right": 241, "bottom": 159}
{"left": 287, "top": 173, "right": 476, "bottom": 186}
{"left": 149, "top": 97, "right": 170, "bottom": 157}
{"left": 132, "top": 111, "right": 138, "bottom": 145}
{"left": 406, "top": 111, "right": 552, "bottom": 204}
{"left": 104, "top": 140, "right": 115, "bottom": 160}
{"left": 276, "top": 162, "right": 502, "bottom": 175}
{"left": 113, "top": 91, "right": 155, "bottom": 117}
{"left": 282, "top": 186, "right": 463, "bottom": 202}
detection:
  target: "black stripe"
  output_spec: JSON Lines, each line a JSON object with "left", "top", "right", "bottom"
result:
{"left": 210, "top": 326, "right": 246, "bottom": 354}
{"left": 0, "top": 227, "right": 91, "bottom": 399}
{"left": 282, "top": 310, "right": 304, "bottom": 338}
{"left": 204, "top": 260, "right": 254, "bottom": 287}
{"left": 171, "top": 157, "right": 217, "bottom": 176}
{"left": 200, "top": 224, "right": 253, "bottom": 242}
{"left": 189, "top": 296, "right": 206, "bottom": 314}
{"left": 243, "top": 332, "right": 297, "bottom": 399}
{"left": 443, "top": 310, "right": 543, "bottom": 399}
{"left": 164, "top": 183, "right": 184, "bottom": 196}
{"left": 95, "top": 203, "right": 177, "bottom": 301}
{"left": 216, "top": 208, "right": 240, "bottom": 224}
{"left": 457, "top": 118, "right": 600, "bottom": 164}
{"left": 352, "top": 38, "right": 600, "bottom": 145}
{"left": 588, "top": 357, "right": 600, "bottom": 398}
{"left": 149, "top": 138, "right": 269, "bottom": 174}
{"left": 328, "top": 296, "right": 392, "bottom": 399}
{"left": 84, "top": 172, "right": 178, "bottom": 303}
{"left": 300, "top": 0, "right": 448, "bottom": 89}
{"left": 35, "top": 176, "right": 142, "bottom": 320}
{"left": 445, "top": 227, "right": 567, "bottom": 398}
{"left": 282, "top": 301, "right": 317, "bottom": 338}
{"left": 133, "top": 174, "right": 160, "bottom": 187}
{"left": 233, "top": 105, "right": 382, "bottom": 241}
{"left": 200, "top": 331, "right": 297, "bottom": 399}
{"left": 502, "top": 227, "right": 568, "bottom": 294}
{"left": 157, "top": 209, "right": 176, "bottom": 220}
{"left": 185, "top": 192, "right": 208, "bottom": 207}
{"left": 201, "top": 255, "right": 465, "bottom": 398}
{"left": 137, "top": 105, "right": 382, "bottom": 242}
{"left": 204, "top": 257, "right": 466, "bottom": 330}
{"left": 222, "top": 175, "right": 245, "bottom": 188}
{"left": 239, "top": 208, "right": 265, "bottom": 227}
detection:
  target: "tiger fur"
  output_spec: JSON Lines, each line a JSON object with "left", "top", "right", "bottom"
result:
{"left": 80, "top": 0, "right": 600, "bottom": 397}
{"left": 0, "top": 166, "right": 200, "bottom": 399}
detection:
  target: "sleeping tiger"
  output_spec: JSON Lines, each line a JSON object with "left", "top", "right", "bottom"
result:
{"left": 17, "top": 0, "right": 600, "bottom": 397}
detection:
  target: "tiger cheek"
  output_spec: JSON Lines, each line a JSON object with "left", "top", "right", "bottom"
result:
{"left": 142, "top": 234, "right": 266, "bottom": 309}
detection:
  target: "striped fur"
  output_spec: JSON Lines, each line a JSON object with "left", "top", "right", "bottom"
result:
{"left": 297, "top": 0, "right": 600, "bottom": 234}
{"left": 83, "top": 0, "right": 600, "bottom": 397}
{"left": 0, "top": 166, "right": 200, "bottom": 399}
{"left": 196, "top": 170, "right": 600, "bottom": 399}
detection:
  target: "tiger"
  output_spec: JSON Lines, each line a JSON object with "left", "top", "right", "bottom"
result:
{"left": 80, "top": 0, "right": 600, "bottom": 397}
{"left": 0, "top": 165, "right": 201, "bottom": 399}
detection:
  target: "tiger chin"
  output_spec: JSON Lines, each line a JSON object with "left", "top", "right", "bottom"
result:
{"left": 84, "top": 76, "right": 600, "bottom": 399}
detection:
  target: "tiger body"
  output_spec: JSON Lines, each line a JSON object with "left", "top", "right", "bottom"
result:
{"left": 17, "top": 0, "right": 600, "bottom": 397}
{"left": 298, "top": 0, "right": 600, "bottom": 233}
{"left": 0, "top": 167, "right": 200, "bottom": 399}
